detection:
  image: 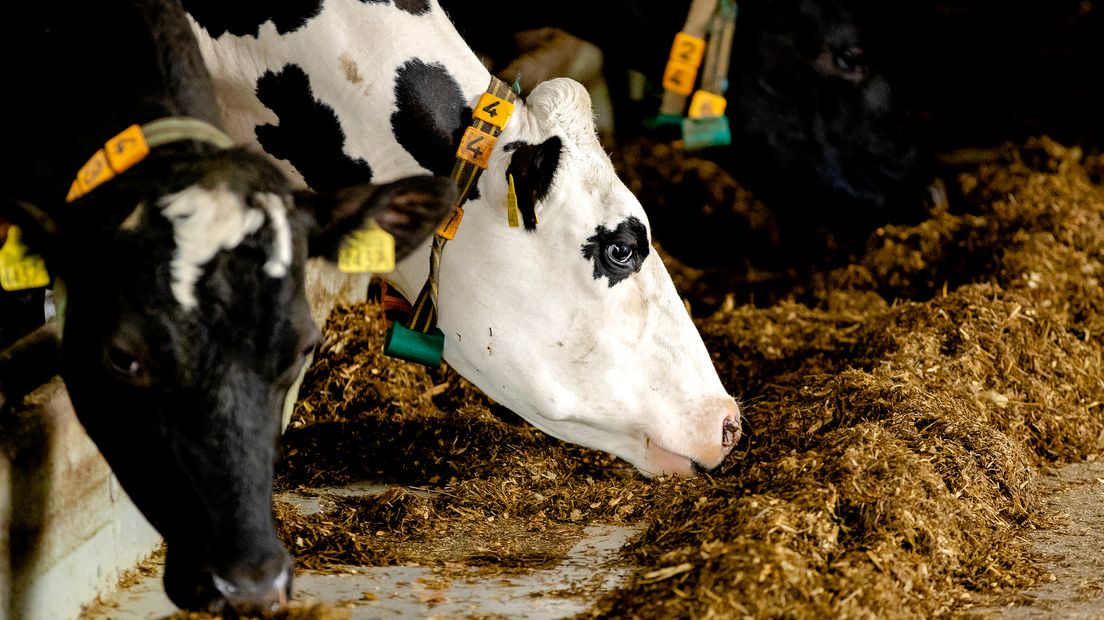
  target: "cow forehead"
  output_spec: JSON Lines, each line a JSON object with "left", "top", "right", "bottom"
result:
{"left": 557, "top": 153, "right": 652, "bottom": 233}
{"left": 156, "top": 185, "right": 293, "bottom": 309}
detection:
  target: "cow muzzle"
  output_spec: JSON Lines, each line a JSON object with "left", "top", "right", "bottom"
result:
{"left": 643, "top": 397, "right": 742, "bottom": 476}
{"left": 209, "top": 551, "right": 293, "bottom": 614}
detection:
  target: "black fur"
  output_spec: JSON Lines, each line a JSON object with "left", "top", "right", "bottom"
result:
{"left": 255, "top": 63, "right": 375, "bottom": 193}
{"left": 391, "top": 59, "right": 476, "bottom": 200}
{"left": 503, "top": 138, "right": 561, "bottom": 231}
{"left": 182, "top": 0, "right": 323, "bottom": 38}
{"left": 360, "top": 0, "right": 431, "bottom": 15}
{"left": 581, "top": 216, "right": 650, "bottom": 287}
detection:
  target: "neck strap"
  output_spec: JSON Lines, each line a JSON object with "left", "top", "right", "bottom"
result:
{"left": 383, "top": 76, "right": 519, "bottom": 366}
{"left": 66, "top": 117, "right": 234, "bottom": 203}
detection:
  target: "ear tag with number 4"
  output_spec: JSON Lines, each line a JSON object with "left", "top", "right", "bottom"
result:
{"left": 0, "top": 225, "right": 51, "bottom": 291}
{"left": 337, "top": 220, "right": 396, "bottom": 274}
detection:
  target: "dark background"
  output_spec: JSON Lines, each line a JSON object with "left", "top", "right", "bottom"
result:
{"left": 852, "top": 0, "right": 1104, "bottom": 155}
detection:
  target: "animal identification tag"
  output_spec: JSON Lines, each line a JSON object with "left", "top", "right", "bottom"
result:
{"left": 663, "top": 32, "right": 706, "bottom": 96}
{"left": 0, "top": 226, "right": 50, "bottom": 291}
{"left": 104, "top": 125, "right": 150, "bottom": 175}
{"left": 474, "top": 93, "right": 515, "bottom": 129}
{"left": 456, "top": 126, "right": 497, "bottom": 169}
{"left": 67, "top": 124, "right": 152, "bottom": 202}
{"left": 671, "top": 32, "right": 706, "bottom": 67}
{"left": 73, "top": 150, "right": 115, "bottom": 198}
{"left": 436, "top": 207, "right": 465, "bottom": 240}
{"left": 662, "top": 60, "right": 698, "bottom": 97}
{"left": 506, "top": 174, "right": 521, "bottom": 228}
{"left": 688, "top": 90, "right": 728, "bottom": 118}
{"left": 682, "top": 115, "right": 732, "bottom": 151}
{"left": 338, "top": 221, "right": 395, "bottom": 273}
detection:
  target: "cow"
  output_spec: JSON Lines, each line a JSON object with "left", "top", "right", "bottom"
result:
{"left": 441, "top": 0, "right": 933, "bottom": 251}
{"left": 0, "top": 0, "right": 454, "bottom": 613}
{"left": 183, "top": 0, "right": 743, "bottom": 478}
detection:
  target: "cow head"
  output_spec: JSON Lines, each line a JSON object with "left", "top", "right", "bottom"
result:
{"left": 730, "top": 0, "right": 929, "bottom": 236}
{"left": 2, "top": 147, "right": 452, "bottom": 613}
{"left": 393, "top": 79, "right": 741, "bottom": 476}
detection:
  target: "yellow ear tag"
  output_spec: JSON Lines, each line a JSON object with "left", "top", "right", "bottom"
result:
{"left": 688, "top": 90, "right": 728, "bottom": 118}
{"left": 337, "top": 220, "right": 395, "bottom": 274}
{"left": 0, "top": 225, "right": 51, "bottom": 291}
{"left": 506, "top": 173, "right": 521, "bottom": 228}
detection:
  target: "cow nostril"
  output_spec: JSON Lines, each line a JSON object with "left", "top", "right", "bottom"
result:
{"left": 722, "top": 416, "right": 740, "bottom": 448}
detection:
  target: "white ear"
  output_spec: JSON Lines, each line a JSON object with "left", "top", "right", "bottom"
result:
{"left": 524, "top": 78, "right": 600, "bottom": 147}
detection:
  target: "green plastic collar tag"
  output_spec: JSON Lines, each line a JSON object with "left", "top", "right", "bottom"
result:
{"left": 682, "top": 115, "right": 732, "bottom": 151}
{"left": 384, "top": 322, "right": 444, "bottom": 367}
{"left": 0, "top": 225, "right": 50, "bottom": 291}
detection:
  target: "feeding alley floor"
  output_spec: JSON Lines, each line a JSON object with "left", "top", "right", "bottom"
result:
{"left": 83, "top": 486, "right": 640, "bottom": 620}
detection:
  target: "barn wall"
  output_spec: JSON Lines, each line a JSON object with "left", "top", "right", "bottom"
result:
{"left": 0, "top": 263, "right": 369, "bottom": 620}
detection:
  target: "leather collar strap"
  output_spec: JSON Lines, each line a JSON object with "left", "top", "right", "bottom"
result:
{"left": 384, "top": 76, "right": 518, "bottom": 366}
{"left": 66, "top": 117, "right": 234, "bottom": 203}
{"left": 410, "top": 76, "right": 517, "bottom": 333}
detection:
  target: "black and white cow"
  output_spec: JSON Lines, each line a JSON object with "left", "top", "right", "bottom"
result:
{"left": 183, "top": 0, "right": 743, "bottom": 477}
{"left": 442, "top": 0, "right": 931, "bottom": 245}
{"left": 0, "top": 0, "right": 453, "bottom": 613}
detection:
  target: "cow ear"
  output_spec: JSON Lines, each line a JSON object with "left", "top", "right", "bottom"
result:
{"left": 0, "top": 199, "right": 60, "bottom": 266}
{"left": 296, "top": 175, "right": 456, "bottom": 261}
{"left": 504, "top": 136, "right": 562, "bottom": 231}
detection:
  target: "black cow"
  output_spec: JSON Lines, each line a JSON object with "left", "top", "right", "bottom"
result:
{"left": 441, "top": 0, "right": 931, "bottom": 254}
{"left": 0, "top": 0, "right": 452, "bottom": 613}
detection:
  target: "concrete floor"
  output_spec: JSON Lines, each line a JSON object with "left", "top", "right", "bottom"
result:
{"left": 83, "top": 486, "right": 639, "bottom": 620}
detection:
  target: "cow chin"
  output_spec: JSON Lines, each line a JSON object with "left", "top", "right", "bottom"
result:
{"left": 637, "top": 434, "right": 733, "bottom": 477}
{"left": 639, "top": 439, "right": 698, "bottom": 477}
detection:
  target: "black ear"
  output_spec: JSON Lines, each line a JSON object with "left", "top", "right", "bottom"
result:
{"left": 0, "top": 199, "right": 59, "bottom": 265}
{"left": 296, "top": 175, "right": 457, "bottom": 261}
{"left": 504, "top": 136, "right": 562, "bottom": 231}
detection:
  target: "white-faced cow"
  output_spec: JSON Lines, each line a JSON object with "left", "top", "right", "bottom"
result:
{"left": 0, "top": 0, "right": 453, "bottom": 613}
{"left": 183, "top": 0, "right": 743, "bottom": 477}
{"left": 442, "top": 0, "right": 931, "bottom": 246}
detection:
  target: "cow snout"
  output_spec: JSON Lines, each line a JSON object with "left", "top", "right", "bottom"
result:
{"left": 211, "top": 552, "right": 293, "bottom": 614}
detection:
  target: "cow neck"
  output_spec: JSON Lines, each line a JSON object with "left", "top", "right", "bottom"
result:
{"left": 383, "top": 76, "right": 519, "bottom": 367}
{"left": 65, "top": 117, "right": 234, "bottom": 203}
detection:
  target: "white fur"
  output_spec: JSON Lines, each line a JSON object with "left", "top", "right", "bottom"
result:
{"left": 159, "top": 186, "right": 292, "bottom": 309}
{"left": 191, "top": 0, "right": 739, "bottom": 475}
{"left": 255, "top": 192, "right": 293, "bottom": 277}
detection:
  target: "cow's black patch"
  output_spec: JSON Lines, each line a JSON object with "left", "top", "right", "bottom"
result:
{"left": 503, "top": 138, "right": 561, "bottom": 231}
{"left": 254, "top": 64, "right": 374, "bottom": 193}
{"left": 581, "top": 216, "right": 650, "bottom": 287}
{"left": 182, "top": 0, "right": 323, "bottom": 38}
{"left": 391, "top": 59, "right": 476, "bottom": 198}
{"left": 358, "top": 0, "right": 432, "bottom": 15}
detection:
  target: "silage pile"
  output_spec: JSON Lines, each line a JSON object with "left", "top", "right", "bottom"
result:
{"left": 589, "top": 136, "right": 1104, "bottom": 617}
{"left": 279, "top": 136, "right": 1104, "bottom": 618}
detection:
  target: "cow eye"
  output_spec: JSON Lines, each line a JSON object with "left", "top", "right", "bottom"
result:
{"left": 106, "top": 345, "right": 147, "bottom": 385}
{"left": 834, "top": 47, "right": 865, "bottom": 73}
{"left": 286, "top": 328, "right": 321, "bottom": 378}
{"left": 605, "top": 242, "right": 634, "bottom": 266}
